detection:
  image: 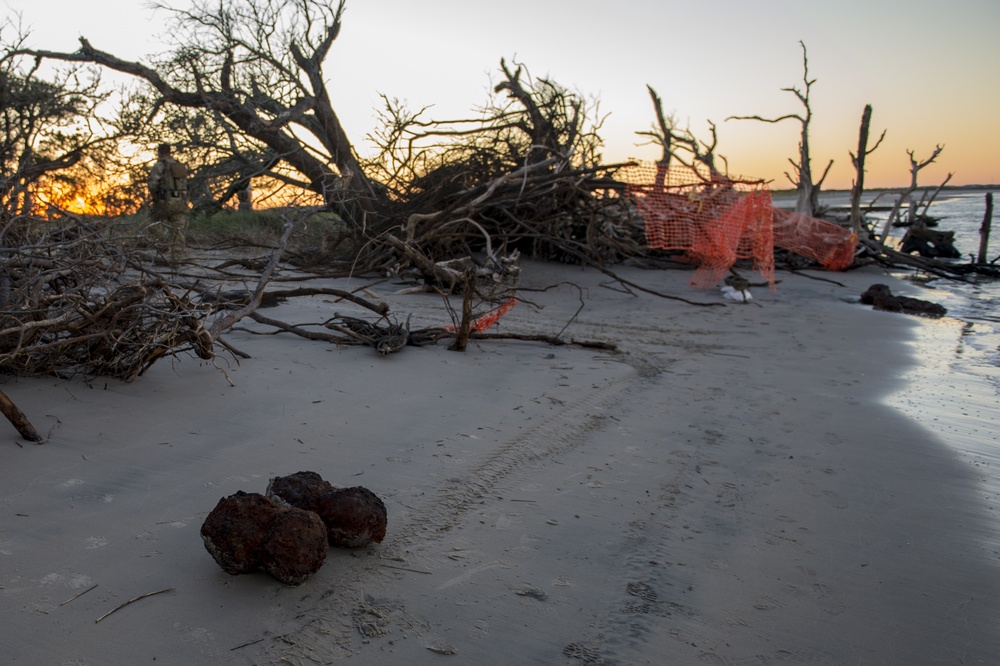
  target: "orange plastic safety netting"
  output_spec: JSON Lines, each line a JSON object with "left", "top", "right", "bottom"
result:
{"left": 772, "top": 208, "right": 857, "bottom": 273}
{"left": 444, "top": 298, "right": 519, "bottom": 333}
{"left": 621, "top": 163, "right": 857, "bottom": 289}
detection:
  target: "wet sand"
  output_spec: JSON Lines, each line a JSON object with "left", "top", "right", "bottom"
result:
{"left": 2, "top": 261, "right": 998, "bottom": 664}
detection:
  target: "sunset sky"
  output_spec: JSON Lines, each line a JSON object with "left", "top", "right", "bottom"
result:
{"left": 7, "top": 0, "right": 999, "bottom": 189}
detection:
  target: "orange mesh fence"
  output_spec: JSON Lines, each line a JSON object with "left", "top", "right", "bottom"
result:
{"left": 445, "top": 298, "right": 519, "bottom": 333}
{"left": 689, "top": 190, "right": 774, "bottom": 289}
{"left": 772, "top": 209, "right": 857, "bottom": 272}
{"left": 469, "top": 298, "right": 519, "bottom": 333}
{"left": 622, "top": 162, "right": 858, "bottom": 289}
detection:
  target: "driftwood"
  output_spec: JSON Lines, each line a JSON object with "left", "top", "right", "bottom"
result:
{"left": 0, "top": 46, "right": 992, "bottom": 414}
{"left": 389, "top": 159, "right": 641, "bottom": 271}
{"left": 326, "top": 314, "right": 410, "bottom": 355}
{"left": 858, "top": 236, "right": 1000, "bottom": 279}
{"left": 849, "top": 105, "right": 886, "bottom": 234}
{"left": 0, "top": 216, "right": 216, "bottom": 381}
{"left": 727, "top": 41, "right": 833, "bottom": 217}
{"left": 94, "top": 587, "right": 175, "bottom": 624}
{"left": 208, "top": 220, "right": 298, "bottom": 339}
{"left": 360, "top": 60, "right": 645, "bottom": 275}
{"left": 0, "top": 213, "right": 222, "bottom": 439}
{"left": 900, "top": 226, "right": 960, "bottom": 259}
{"left": 878, "top": 147, "right": 949, "bottom": 243}
{"left": 978, "top": 193, "right": 993, "bottom": 265}
{"left": 0, "top": 388, "right": 41, "bottom": 442}
{"left": 243, "top": 309, "right": 617, "bottom": 353}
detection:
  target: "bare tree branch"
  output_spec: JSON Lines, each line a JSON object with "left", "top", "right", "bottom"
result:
{"left": 8, "top": 0, "right": 376, "bottom": 222}
{"left": 727, "top": 41, "right": 827, "bottom": 216}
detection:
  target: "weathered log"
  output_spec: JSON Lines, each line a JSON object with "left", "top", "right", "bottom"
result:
{"left": 0, "top": 388, "right": 42, "bottom": 442}
{"left": 208, "top": 219, "right": 297, "bottom": 339}
{"left": 849, "top": 105, "right": 886, "bottom": 234}
{"left": 978, "top": 193, "right": 993, "bottom": 265}
{"left": 199, "top": 286, "right": 388, "bottom": 316}
{"left": 449, "top": 270, "right": 476, "bottom": 352}
{"left": 900, "top": 226, "right": 961, "bottom": 259}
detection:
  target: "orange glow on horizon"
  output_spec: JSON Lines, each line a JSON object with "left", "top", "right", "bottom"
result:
{"left": 36, "top": 179, "right": 132, "bottom": 217}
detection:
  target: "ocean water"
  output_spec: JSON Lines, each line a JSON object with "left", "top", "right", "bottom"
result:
{"left": 870, "top": 189, "right": 1000, "bottom": 543}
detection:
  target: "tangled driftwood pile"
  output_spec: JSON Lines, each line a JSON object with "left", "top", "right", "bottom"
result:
{"left": 0, "top": 216, "right": 213, "bottom": 380}
{"left": 0, "top": 123, "right": 992, "bottom": 445}
{"left": 389, "top": 157, "right": 645, "bottom": 270}
{"left": 0, "top": 215, "right": 222, "bottom": 440}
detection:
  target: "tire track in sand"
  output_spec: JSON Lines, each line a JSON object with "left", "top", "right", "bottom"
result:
{"left": 255, "top": 357, "right": 653, "bottom": 665}
{"left": 385, "top": 360, "right": 647, "bottom": 553}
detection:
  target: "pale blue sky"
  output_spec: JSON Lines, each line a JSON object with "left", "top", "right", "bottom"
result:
{"left": 7, "top": 0, "right": 999, "bottom": 187}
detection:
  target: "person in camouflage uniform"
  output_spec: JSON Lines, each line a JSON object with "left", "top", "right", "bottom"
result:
{"left": 147, "top": 143, "right": 190, "bottom": 263}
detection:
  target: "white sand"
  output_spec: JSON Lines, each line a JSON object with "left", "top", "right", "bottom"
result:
{"left": 2, "top": 261, "right": 998, "bottom": 665}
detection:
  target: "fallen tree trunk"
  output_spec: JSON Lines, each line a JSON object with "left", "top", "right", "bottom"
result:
{"left": 0, "top": 388, "right": 42, "bottom": 442}
{"left": 978, "top": 193, "right": 993, "bottom": 265}
{"left": 858, "top": 237, "right": 1000, "bottom": 279}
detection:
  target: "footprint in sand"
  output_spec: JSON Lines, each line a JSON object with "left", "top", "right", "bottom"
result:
{"left": 811, "top": 583, "right": 847, "bottom": 616}
{"left": 70, "top": 493, "right": 114, "bottom": 504}
{"left": 626, "top": 581, "right": 658, "bottom": 602}
{"left": 562, "top": 642, "right": 604, "bottom": 664}
{"left": 0, "top": 538, "right": 17, "bottom": 555}
{"left": 753, "top": 595, "right": 784, "bottom": 611}
{"left": 173, "top": 622, "right": 216, "bottom": 643}
{"left": 38, "top": 572, "right": 94, "bottom": 589}
{"left": 623, "top": 601, "right": 651, "bottom": 614}
{"left": 468, "top": 620, "right": 489, "bottom": 639}
{"left": 823, "top": 490, "right": 849, "bottom": 509}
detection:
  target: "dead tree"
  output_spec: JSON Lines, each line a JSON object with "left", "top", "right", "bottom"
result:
{"left": 978, "top": 193, "right": 993, "bottom": 265}
{"left": 0, "top": 215, "right": 216, "bottom": 381}
{"left": 9, "top": 0, "right": 377, "bottom": 224}
{"left": 849, "top": 104, "right": 886, "bottom": 235}
{"left": 637, "top": 85, "right": 729, "bottom": 185}
{"left": 878, "top": 145, "right": 949, "bottom": 243}
{"left": 728, "top": 41, "right": 832, "bottom": 217}
{"left": 361, "top": 58, "right": 634, "bottom": 270}
{"left": 636, "top": 85, "right": 675, "bottom": 189}
{"left": 0, "top": 388, "right": 41, "bottom": 442}
{"left": 0, "top": 20, "right": 111, "bottom": 217}
{"left": 493, "top": 58, "right": 586, "bottom": 166}
{"left": 680, "top": 120, "right": 728, "bottom": 183}
{"left": 882, "top": 145, "right": 959, "bottom": 259}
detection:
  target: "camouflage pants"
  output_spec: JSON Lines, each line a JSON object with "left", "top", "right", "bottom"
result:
{"left": 150, "top": 198, "right": 190, "bottom": 261}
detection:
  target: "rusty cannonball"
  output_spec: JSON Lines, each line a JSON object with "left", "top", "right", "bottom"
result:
{"left": 201, "top": 479, "right": 387, "bottom": 583}
{"left": 315, "top": 486, "right": 388, "bottom": 548}
{"left": 267, "top": 472, "right": 388, "bottom": 548}
{"left": 261, "top": 506, "right": 329, "bottom": 585}
{"left": 266, "top": 471, "right": 336, "bottom": 513}
{"left": 200, "top": 491, "right": 276, "bottom": 575}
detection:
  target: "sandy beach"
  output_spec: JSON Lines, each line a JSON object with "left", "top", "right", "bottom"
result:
{"left": 2, "top": 260, "right": 998, "bottom": 665}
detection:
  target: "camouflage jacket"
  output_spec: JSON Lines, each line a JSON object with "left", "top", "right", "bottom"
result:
{"left": 148, "top": 156, "right": 189, "bottom": 202}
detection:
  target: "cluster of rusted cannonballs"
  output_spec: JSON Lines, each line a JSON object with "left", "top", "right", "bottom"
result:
{"left": 200, "top": 471, "right": 387, "bottom": 585}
